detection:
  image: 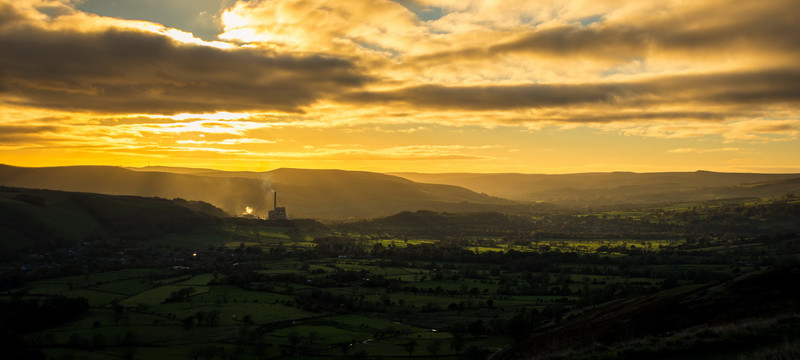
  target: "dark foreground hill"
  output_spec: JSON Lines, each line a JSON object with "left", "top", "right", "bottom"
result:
{"left": 0, "top": 187, "right": 222, "bottom": 259}
{"left": 0, "top": 165, "right": 519, "bottom": 220}
{"left": 393, "top": 171, "right": 800, "bottom": 207}
{"left": 498, "top": 264, "right": 800, "bottom": 360}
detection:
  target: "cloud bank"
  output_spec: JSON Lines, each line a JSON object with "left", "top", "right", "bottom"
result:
{"left": 0, "top": 0, "right": 798, "bottom": 172}
{"left": 0, "top": 1, "right": 368, "bottom": 114}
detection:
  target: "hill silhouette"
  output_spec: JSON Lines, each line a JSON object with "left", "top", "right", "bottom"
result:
{"left": 0, "top": 187, "right": 221, "bottom": 259}
{"left": 0, "top": 165, "right": 517, "bottom": 220}
{"left": 392, "top": 171, "right": 800, "bottom": 207}
{"left": 4, "top": 165, "right": 798, "bottom": 219}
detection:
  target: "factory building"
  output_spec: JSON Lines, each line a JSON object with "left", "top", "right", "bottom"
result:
{"left": 268, "top": 192, "right": 287, "bottom": 220}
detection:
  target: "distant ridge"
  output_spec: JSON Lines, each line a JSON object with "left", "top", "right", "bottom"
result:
{"left": 391, "top": 171, "right": 800, "bottom": 207}
{"left": 4, "top": 165, "right": 797, "bottom": 219}
{"left": 126, "top": 166, "right": 222, "bottom": 174}
{"left": 0, "top": 165, "right": 516, "bottom": 220}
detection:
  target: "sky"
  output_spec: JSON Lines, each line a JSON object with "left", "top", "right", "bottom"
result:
{"left": 1, "top": 0, "right": 799, "bottom": 174}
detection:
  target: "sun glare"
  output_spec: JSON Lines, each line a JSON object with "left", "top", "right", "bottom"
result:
{"left": 141, "top": 112, "right": 255, "bottom": 121}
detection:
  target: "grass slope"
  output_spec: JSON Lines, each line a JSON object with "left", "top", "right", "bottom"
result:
{"left": 0, "top": 187, "right": 220, "bottom": 258}
{"left": 498, "top": 264, "right": 800, "bottom": 359}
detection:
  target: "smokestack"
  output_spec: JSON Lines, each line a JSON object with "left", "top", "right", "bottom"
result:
{"left": 274, "top": 191, "right": 277, "bottom": 210}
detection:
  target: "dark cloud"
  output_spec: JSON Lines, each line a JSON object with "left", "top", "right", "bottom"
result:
{"left": 746, "top": 122, "right": 800, "bottom": 133}
{"left": 0, "top": 6, "right": 370, "bottom": 114}
{"left": 414, "top": 0, "right": 800, "bottom": 63}
{"left": 654, "top": 69, "right": 800, "bottom": 105}
{"left": 490, "top": 25, "right": 647, "bottom": 60}
{"left": 342, "top": 68, "right": 800, "bottom": 117}
{"left": 516, "top": 111, "right": 728, "bottom": 124}
{"left": 343, "top": 82, "right": 630, "bottom": 109}
{"left": 0, "top": 124, "right": 61, "bottom": 142}
{"left": 0, "top": 2, "right": 25, "bottom": 24}
{"left": 0, "top": 124, "right": 59, "bottom": 134}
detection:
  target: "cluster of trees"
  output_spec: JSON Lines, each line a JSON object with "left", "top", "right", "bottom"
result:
{"left": 163, "top": 287, "right": 196, "bottom": 303}
{"left": 293, "top": 288, "right": 387, "bottom": 313}
{"left": 181, "top": 310, "right": 221, "bottom": 329}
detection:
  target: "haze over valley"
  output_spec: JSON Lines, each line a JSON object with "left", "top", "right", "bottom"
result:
{"left": 3, "top": 164, "right": 799, "bottom": 220}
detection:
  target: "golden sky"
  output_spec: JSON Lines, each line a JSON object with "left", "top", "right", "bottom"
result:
{"left": 1, "top": 0, "right": 798, "bottom": 173}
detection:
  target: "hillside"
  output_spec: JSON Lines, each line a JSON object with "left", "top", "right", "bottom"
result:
{"left": 391, "top": 171, "right": 800, "bottom": 207}
{"left": 0, "top": 165, "right": 518, "bottom": 220}
{"left": 336, "top": 210, "right": 540, "bottom": 237}
{"left": 498, "top": 264, "right": 800, "bottom": 360}
{"left": 265, "top": 168, "right": 520, "bottom": 219}
{"left": 0, "top": 187, "right": 220, "bottom": 259}
{"left": 7, "top": 165, "right": 798, "bottom": 220}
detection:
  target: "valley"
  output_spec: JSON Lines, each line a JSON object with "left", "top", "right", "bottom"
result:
{"left": 1, "top": 180, "right": 798, "bottom": 359}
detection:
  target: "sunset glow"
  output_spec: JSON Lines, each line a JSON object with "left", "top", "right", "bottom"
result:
{"left": 1, "top": 0, "right": 798, "bottom": 173}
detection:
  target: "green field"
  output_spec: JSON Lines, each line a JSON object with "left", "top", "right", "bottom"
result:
{"left": 3, "top": 193, "right": 799, "bottom": 359}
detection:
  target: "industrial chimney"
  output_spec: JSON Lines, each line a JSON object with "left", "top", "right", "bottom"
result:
{"left": 268, "top": 191, "right": 287, "bottom": 220}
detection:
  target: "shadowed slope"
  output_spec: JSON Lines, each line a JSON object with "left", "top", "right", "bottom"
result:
{"left": 0, "top": 187, "right": 221, "bottom": 259}
{"left": 498, "top": 263, "right": 800, "bottom": 359}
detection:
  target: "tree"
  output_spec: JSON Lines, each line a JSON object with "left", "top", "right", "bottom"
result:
{"left": 427, "top": 339, "right": 442, "bottom": 356}
{"left": 450, "top": 333, "right": 465, "bottom": 355}
{"left": 308, "top": 331, "right": 319, "bottom": 345}
{"left": 338, "top": 341, "right": 351, "bottom": 356}
{"left": 206, "top": 310, "right": 220, "bottom": 326}
{"left": 112, "top": 300, "right": 124, "bottom": 326}
{"left": 287, "top": 331, "right": 301, "bottom": 351}
{"left": 402, "top": 340, "right": 417, "bottom": 357}
{"left": 194, "top": 311, "right": 206, "bottom": 326}
{"left": 164, "top": 287, "right": 196, "bottom": 303}
{"left": 182, "top": 316, "right": 195, "bottom": 330}
{"left": 238, "top": 315, "right": 253, "bottom": 339}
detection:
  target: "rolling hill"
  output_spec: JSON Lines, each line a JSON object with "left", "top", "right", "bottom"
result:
{"left": 0, "top": 165, "right": 517, "bottom": 220}
{"left": 391, "top": 171, "right": 800, "bottom": 207}
{"left": 5, "top": 165, "right": 798, "bottom": 220}
{"left": 0, "top": 187, "right": 221, "bottom": 259}
{"left": 335, "top": 210, "right": 541, "bottom": 237}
